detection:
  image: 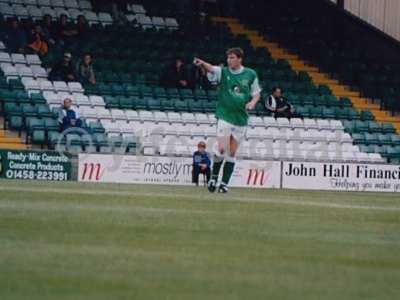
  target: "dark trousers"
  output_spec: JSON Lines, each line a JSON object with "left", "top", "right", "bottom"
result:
{"left": 192, "top": 165, "right": 211, "bottom": 185}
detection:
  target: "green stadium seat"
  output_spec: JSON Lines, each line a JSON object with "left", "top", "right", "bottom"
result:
{"left": 207, "top": 90, "right": 217, "bottom": 101}
{"left": 89, "top": 122, "right": 105, "bottom": 134}
{"left": 153, "top": 87, "right": 167, "bottom": 99}
{"left": 343, "top": 120, "right": 355, "bottom": 133}
{"left": 124, "top": 84, "right": 140, "bottom": 97}
{"left": 22, "top": 104, "right": 38, "bottom": 118}
{"left": 111, "top": 84, "right": 125, "bottom": 96}
{"left": 161, "top": 99, "right": 174, "bottom": 111}
{"left": 134, "top": 98, "right": 147, "bottom": 110}
{"left": 382, "top": 123, "right": 396, "bottom": 134}
{"left": 119, "top": 96, "right": 134, "bottom": 109}
{"left": 203, "top": 101, "right": 215, "bottom": 113}
{"left": 387, "top": 146, "right": 400, "bottom": 159}
{"left": 48, "top": 131, "right": 63, "bottom": 146}
{"left": 390, "top": 134, "right": 400, "bottom": 146}
{"left": 351, "top": 133, "right": 365, "bottom": 145}
{"left": 194, "top": 89, "right": 208, "bottom": 100}
{"left": 174, "top": 99, "right": 188, "bottom": 112}
{"left": 66, "top": 134, "right": 82, "bottom": 146}
{"left": 26, "top": 117, "right": 45, "bottom": 134}
{"left": 322, "top": 107, "right": 335, "bottom": 119}
{"left": 339, "top": 97, "right": 353, "bottom": 108}
{"left": 188, "top": 100, "right": 203, "bottom": 113}
{"left": 310, "top": 106, "right": 323, "bottom": 118}
{"left": 67, "top": 145, "right": 84, "bottom": 154}
{"left": 354, "top": 120, "right": 368, "bottom": 133}
{"left": 148, "top": 98, "right": 162, "bottom": 110}
{"left": 44, "top": 118, "right": 60, "bottom": 132}
{"left": 364, "top": 133, "right": 379, "bottom": 145}
{"left": 37, "top": 105, "right": 53, "bottom": 118}
{"left": 93, "top": 133, "right": 108, "bottom": 146}
{"left": 368, "top": 121, "right": 381, "bottom": 133}
{"left": 360, "top": 110, "right": 375, "bottom": 121}
{"left": 347, "top": 108, "right": 360, "bottom": 120}
{"left": 30, "top": 93, "right": 46, "bottom": 104}
{"left": 141, "top": 85, "right": 153, "bottom": 97}
{"left": 32, "top": 130, "right": 46, "bottom": 145}
{"left": 4, "top": 103, "right": 22, "bottom": 116}
{"left": 105, "top": 96, "right": 119, "bottom": 108}
{"left": 378, "top": 134, "right": 392, "bottom": 146}
{"left": 8, "top": 116, "right": 23, "bottom": 131}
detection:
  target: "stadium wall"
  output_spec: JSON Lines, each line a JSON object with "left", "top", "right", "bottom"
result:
{"left": 1, "top": 149, "right": 399, "bottom": 192}
{"left": 344, "top": 0, "right": 400, "bottom": 42}
{"left": 77, "top": 153, "right": 400, "bottom": 193}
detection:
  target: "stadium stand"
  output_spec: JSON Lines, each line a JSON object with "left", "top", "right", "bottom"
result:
{"left": 0, "top": 0, "right": 399, "bottom": 163}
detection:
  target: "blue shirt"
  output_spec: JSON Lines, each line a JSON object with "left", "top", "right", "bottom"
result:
{"left": 193, "top": 151, "right": 211, "bottom": 167}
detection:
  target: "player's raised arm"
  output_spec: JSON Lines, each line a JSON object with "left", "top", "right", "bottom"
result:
{"left": 193, "top": 58, "right": 215, "bottom": 73}
{"left": 193, "top": 58, "right": 222, "bottom": 83}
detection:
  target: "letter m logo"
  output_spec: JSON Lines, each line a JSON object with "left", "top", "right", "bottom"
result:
{"left": 81, "top": 163, "right": 103, "bottom": 181}
{"left": 247, "top": 169, "right": 268, "bottom": 186}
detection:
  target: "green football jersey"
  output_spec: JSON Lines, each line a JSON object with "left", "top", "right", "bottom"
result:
{"left": 215, "top": 67, "right": 259, "bottom": 126}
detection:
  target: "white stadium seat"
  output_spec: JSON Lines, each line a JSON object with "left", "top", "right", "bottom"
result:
{"left": 11, "top": 53, "right": 26, "bottom": 64}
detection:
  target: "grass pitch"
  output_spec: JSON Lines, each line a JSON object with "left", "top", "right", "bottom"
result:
{"left": 1, "top": 179, "right": 400, "bottom": 300}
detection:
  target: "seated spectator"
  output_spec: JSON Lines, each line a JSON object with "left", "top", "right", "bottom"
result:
{"left": 40, "top": 14, "right": 56, "bottom": 46}
{"left": 78, "top": 53, "right": 96, "bottom": 85}
{"left": 58, "top": 98, "right": 82, "bottom": 132}
{"left": 4, "top": 18, "right": 27, "bottom": 53}
{"left": 56, "top": 14, "right": 78, "bottom": 48}
{"left": 26, "top": 24, "right": 49, "bottom": 57}
{"left": 49, "top": 52, "right": 76, "bottom": 82}
{"left": 160, "top": 57, "right": 192, "bottom": 89}
{"left": 192, "top": 141, "right": 211, "bottom": 186}
{"left": 265, "top": 87, "right": 296, "bottom": 119}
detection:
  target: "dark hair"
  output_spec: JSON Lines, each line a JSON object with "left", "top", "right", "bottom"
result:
{"left": 226, "top": 47, "right": 244, "bottom": 59}
{"left": 271, "top": 86, "right": 282, "bottom": 94}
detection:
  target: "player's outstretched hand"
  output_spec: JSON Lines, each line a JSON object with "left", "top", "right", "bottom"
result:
{"left": 193, "top": 57, "right": 204, "bottom": 67}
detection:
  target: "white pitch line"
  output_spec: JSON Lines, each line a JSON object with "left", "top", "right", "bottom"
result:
{"left": 1, "top": 185, "right": 400, "bottom": 212}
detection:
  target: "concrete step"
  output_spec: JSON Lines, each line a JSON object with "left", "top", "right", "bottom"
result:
{"left": 0, "top": 143, "right": 27, "bottom": 150}
{"left": 0, "top": 136, "right": 23, "bottom": 143}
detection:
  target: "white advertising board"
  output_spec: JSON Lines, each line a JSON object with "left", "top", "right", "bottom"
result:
{"left": 282, "top": 161, "right": 400, "bottom": 192}
{"left": 78, "top": 154, "right": 281, "bottom": 188}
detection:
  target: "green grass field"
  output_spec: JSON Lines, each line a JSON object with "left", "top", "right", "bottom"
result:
{"left": 1, "top": 179, "right": 400, "bottom": 300}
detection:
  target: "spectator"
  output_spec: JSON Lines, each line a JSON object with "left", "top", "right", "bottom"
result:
{"left": 40, "top": 14, "right": 56, "bottom": 46}
{"left": 26, "top": 24, "right": 49, "bottom": 57}
{"left": 56, "top": 14, "right": 78, "bottom": 48}
{"left": 49, "top": 52, "right": 76, "bottom": 82}
{"left": 4, "top": 18, "right": 27, "bottom": 53}
{"left": 265, "top": 87, "right": 296, "bottom": 119}
{"left": 190, "top": 12, "right": 211, "bottom": 40}
{"left": 78, "top": 53, "right": 96, "bottom": 85}
{"left": 58, "top": 98, "right": 82, "bottom": 132}
{"left": 192, "top": 141, "right": 211, "bottom": 186}
{"left": 76, "top": 15, "right": 90, "bottom": 41}
{"left": 193, "top": 66, "right": 212, "bottom": 90}
{"left": 160, "top": 57, "right": 191, "bottom": 88}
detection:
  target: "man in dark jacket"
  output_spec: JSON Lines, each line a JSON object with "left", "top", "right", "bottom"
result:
{"left": 192, "top": 141, "right": 211, "bottom": 186}
{"left": 4, "top": 19, "right": 27, "bottom": 53}
{"left": 160, "top": 57, "right": 192, "bottom": 88}
{"left": 49, "top": 52, "right": 76, "bottom": 82}
{"left": 265, "top": 87, "right": 295, "bottom": 118}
